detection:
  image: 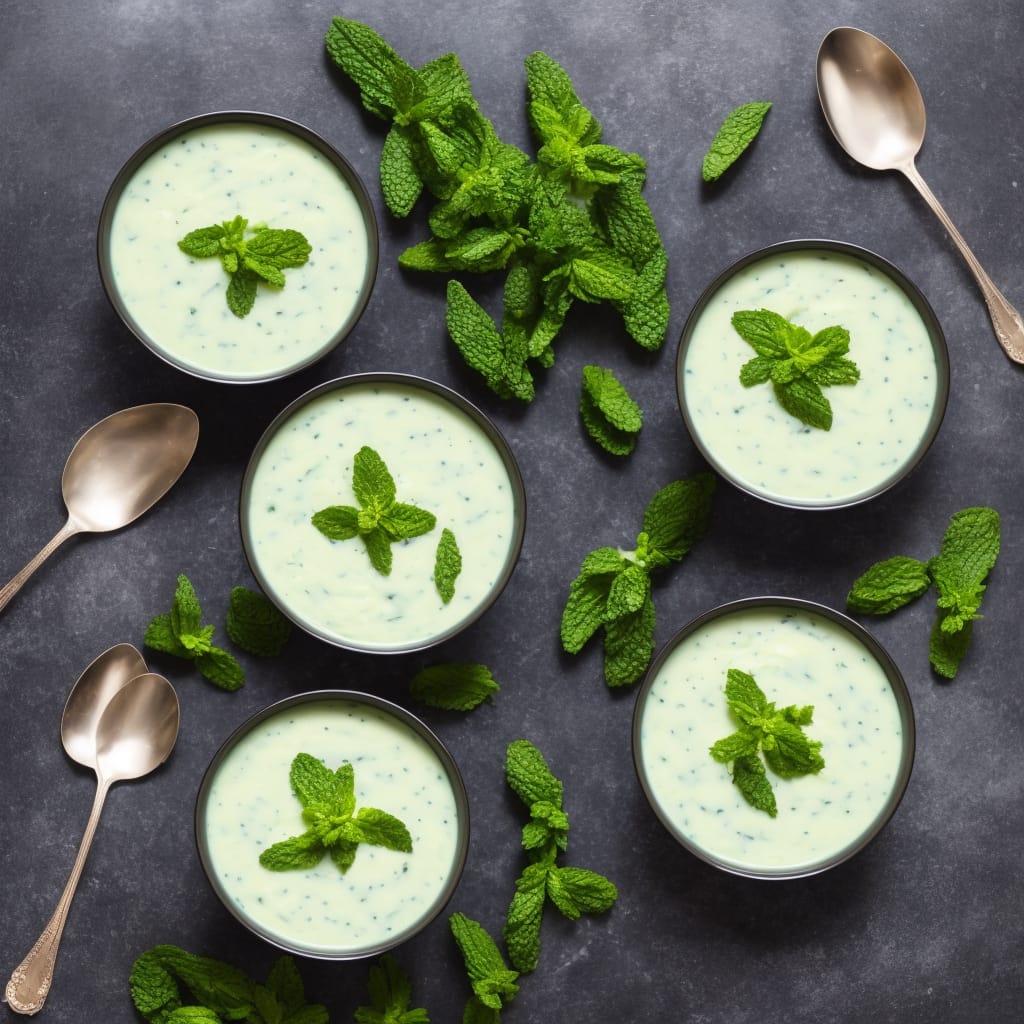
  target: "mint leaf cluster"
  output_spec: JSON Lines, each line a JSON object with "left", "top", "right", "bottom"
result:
{"left": 259, "top": 753, "right": 412, "bottom": 875}
{"left": 561, "top": 473, "right": 715, "bottom": 686}
{"left": 312, "top": 445, "right": 437, "bottom": 577}
{"left": 702, "top": 101, "right": 772, "bottom": 182}
{"left": 354, "top": 954, "right": 430, "bottom": 1024}
{"left": 177, "top": 215, "right": 311, "bottom": 318}
{"left": 410, "top": 662, "right": 500, "bottom": 711}
{"left": 579, "top": 365, "right": 643, "bottom": 455}
{"left": 450, "top": 913, "right": 520, "bottom": 1023}
{"left": 732, "top": 308, "right": 860, "bottom": 430}
{"left": 847, "top": 506, "right": 1000, "bottom": 678}
{"left": 325, "top": 18, "right": 669, "bottom": 401}
{"left": 129, "top": 944, "right": 327, "bottom": 1024}
{"left": 709, "top": 669, "right": 825, "bottom": 817}
{"left": 144, "top": 575, "right": 245, "bottom": 690}
{"left": 503, "top": 740, "right": 617, "bottom": 973}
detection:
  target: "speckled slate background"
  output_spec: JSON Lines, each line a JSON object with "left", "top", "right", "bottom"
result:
{"left": 2, "top": 1, "right": 1023, "bottom": 1021}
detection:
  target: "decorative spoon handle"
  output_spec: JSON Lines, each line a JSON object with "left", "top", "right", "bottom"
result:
{"left": 0, "top": 520, "right": 80, "bottom": 616}
{"left": 4, "top": 778, "right": 110, "bottom": 1015}
{"left": 903, "top": 162, "right": 1024, "bottom": 363}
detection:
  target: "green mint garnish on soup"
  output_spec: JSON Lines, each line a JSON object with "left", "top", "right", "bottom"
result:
{"left": 259, "top": 753, "right": 413, "bottom": 875}
{"left": 709, "top": 668, "right": 825, "bottom": 818}
{"left": 311, "top": 445, "right": 437, "bottom": 576}
{"left": 177, "top": 215, "right": 311, "bottom": 318}
{"left": 434, "top": 527, "right": 462, "bottom": 603}
{"left": 731, "top": 307, "right": 860, "bottom": 431}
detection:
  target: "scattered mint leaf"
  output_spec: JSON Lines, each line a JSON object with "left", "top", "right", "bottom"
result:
{"left": 312, "top": 446, "right": 437, "bottom": 576}
{"left": 259, "top": 753, "right": 412, "bottom": 875}
{"left": 355, "top": 954, "right": 430, "bottom": 1024}
{"left": 226, "top": 585, "right": 292, "bottom": 656}
{"left": 709, "top": 668, "right": 825, "bottom": 817}
{"left": 732, "top": 308, "right": 859, "bottom": 431}
{"left": 579, "top": 365, "right": 643, "bottom": 455}
{"left": 324, "top": 19, "right": 671, "bottom": 405}
{"left": 502, "top": 740, "right": 617, "bottom": 973}
{"left": 434, "top": 527, "right": 462, "bottom": 604}
{"left": 410, "top": 663, "right": 499, "bottom": 711}
{"left": 144, "top": 575, "right": 244, "bottom": 690}
{"left": 702, "top": 101, "right": 772, "bottom": 182}
{"left": 449, "top": 913, "right": 519, "bottom": 1017}
{"left": 129, "top": 945, "right": 328, "bottom": 1024}
{"left": 178, "top": 216, "right": 311, "bottom": 318}
{"left": 560, "top": 473, "right": 715, "bottom": 686}
{"left": 846, "top": 506, "right": 1000, "bottom": 679}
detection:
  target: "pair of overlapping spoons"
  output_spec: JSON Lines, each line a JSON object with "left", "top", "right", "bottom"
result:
{"left": 5, "top": 645, "right": 180, "bottom": 1015}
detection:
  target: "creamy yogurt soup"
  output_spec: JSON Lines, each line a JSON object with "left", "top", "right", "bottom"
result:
{"left": 242, "top": 377, "right": 523, "bottom": 651}
{"left": 634, "top": 602, "right": 913, "bottom": 877}
{"left": 679, "top": 245, "right": 946, "bottom": 507}
{"left": 198, "top": 695, "right": 467, "bottom": 957}
{"left": 103, "top": 116, "right": 374, "bottom": 381}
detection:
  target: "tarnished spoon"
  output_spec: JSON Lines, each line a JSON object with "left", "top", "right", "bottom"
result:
{"left": 0, "top": 403, "right": 200, "bottom": 615}
{"left": 5, "top": 671, "right": 179, "bottom": 1015}
{"left": 816, "top": 26, "right": 1024, "bottom": 363}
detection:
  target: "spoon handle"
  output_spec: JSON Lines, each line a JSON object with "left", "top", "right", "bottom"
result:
{"left": 903, "top": 162, "right": 1024, "bottom": 363}
{"left": 0, "top": 520, "right": 80, "bottom": 616}
{"left": 5, "top": 778, "right": 110, "bottom": 1015}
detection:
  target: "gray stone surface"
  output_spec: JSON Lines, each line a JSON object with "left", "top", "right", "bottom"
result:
{"left": 2, "top": 1, "right": 1023, "bottom": 1021}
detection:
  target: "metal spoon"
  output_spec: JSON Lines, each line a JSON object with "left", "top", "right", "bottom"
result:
{"left": 816, "top": 26, "right": 1024, "bottom": 363}
{"left": 5, "top": 670, "right": 179, "bottom": 1015}
{"left": 0, "top": 403, "right": 200, "bottom": 615}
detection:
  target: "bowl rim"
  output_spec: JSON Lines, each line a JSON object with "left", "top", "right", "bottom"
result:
{"left": 238, "top": 371, "right": 528, "bottom": 654}
{"left": 674, "top": 238, "right": 951, "bottom": 510}
{"left": 193, "top": 688, "right": 471, "bottom": 960}
{"left": 95, "top": 109, "right": 380, "bottom": 385}
{"left": 631, "top": 595, "right": 916, "bottom": 881}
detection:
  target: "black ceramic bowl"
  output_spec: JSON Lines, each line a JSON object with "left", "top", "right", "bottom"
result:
{"left": 97, "top": 110, "right": 378, "bottom": 383}
{"left": 195, "top": 690, "right": 470, "bottom": 959}
{"left": 239, "top": 372, "right": 526, "bottom": 654}
{"left": 676, "top": 239, "right": 949, "bottom": 509}
{"left": 632, "top": 596, "right": 915, "bottom": 880}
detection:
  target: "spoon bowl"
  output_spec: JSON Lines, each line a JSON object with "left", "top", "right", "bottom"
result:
{"left": 5, "top": 670, "right": 179, "bottom": 1015}
{"left": 816, "top": 26, "right": 1024, "bottom": 362}
{"left": 0, "top": 403, "right": 199, "bottom": 615}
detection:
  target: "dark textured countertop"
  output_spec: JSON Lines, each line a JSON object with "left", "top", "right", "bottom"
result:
{"left": 2, "top": 2, "right": 1022, "bottom": 1021}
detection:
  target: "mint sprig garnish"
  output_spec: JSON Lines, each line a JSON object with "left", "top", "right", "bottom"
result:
{"left": 434, "top": 527, "right": 462, "bottom": 603}
{"left": 325, "top": 20, "right": 670, "bottom": 403}
{"left": 411, "top": 663, "right": 499, "bottom": 711}
{"left": 226, "top": 585, "right": 292, "bottom": 657}
{"left": 144, "top": 574, "right": 244, "bottom": 690}
{"left": 702, "top": 101, "right": 772, "bottom": 182}
{"left": 732, "top": 308, "right": 860, "bottom": 430}
{"left": 502, "top": 740, "right": 617, "bottom": 973}
{"left": 579, "top": 365, "right": 643, "bottom": 455}
{"left": 847, "top": 506, "right": 1000, "bottom": 679}
{"left": 560, "top": 473, "right": 715, "bottom": 686}
{"left": 354, "top": 954, "right": 430, "bottom": 1024}
{"left": 129, "top": 945, "right": 327, "bottom": 1024}
{"left": 709, "top": 668, "right": 825, "bottom": 817}
{"left": 449, "top": 913, "right": 520, "bottom": 1021}
{"left": 259, "top": 753, "right": 412, "bottom": 875}
{"left": 312, "top": 446, "right": 437, "bottom": 576}
{"left": 177, "top": 215, "right": 311, "bottom": 318}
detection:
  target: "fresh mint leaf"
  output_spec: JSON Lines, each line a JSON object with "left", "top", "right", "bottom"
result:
{"left": 178, "top": 217, "right": 310, "bottom": 319}
{"left": 709, "top": 668, "right": 824, "bottom": 816}
{"left": 506, "top": 739, "right": 564, "bottom": 809}
{"left": 226, "top": 585, "right": 292, "bottom": 657}
{"left": 502, "top": 861, "right": 548, "bottom": 974}
{"left": 545, "top": 865, "right": 618, "bottom": 920}
{"left": 312, "top": 446, "right": 437, "bottom": 576}
{"left": 579, "top": 365, "right": 642, "bottom": 455}
{"left": 847, "top": 556, "right": 932, "bottom": 615}
{"left": 449, "top": 914, "right": 519, "bottom": 1013}
{"left": 929, "top": 613, "right": 974, "bottom": 680}
{"left": 259, "top": 753, "right": 412, "bottom": 875}
{"left": 638, "top": 473, "right": 716, "bottom": 568}
{"left": 355, "top": 954, "right": 430, "bottom": 1024}
{"left": 145, "top": 575, "right": 244, "bottom": 690}
{"left": 433, "top": 527, "right": 462, "bottom": 604}
{"left": 702, "top": 101, "right": 772, "bottom": 182}
{"left": 732, "top": 308, "right": 859, "bottom": 430}
{"left": 411, "top": 662, "right": 498, "bottom": 711}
